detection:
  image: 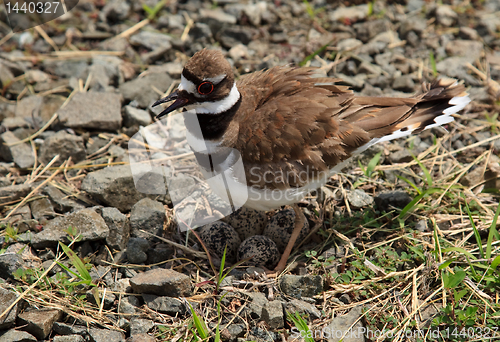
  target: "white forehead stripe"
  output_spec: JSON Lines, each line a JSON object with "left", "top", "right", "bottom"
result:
{"left": 179, "top": 75, "right": 196, "bottom": 94}
{"left": 205, "top": 74, "right": 226, "bottom": 85}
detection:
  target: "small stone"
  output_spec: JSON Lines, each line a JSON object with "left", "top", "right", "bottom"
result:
{"left": 228, "top": 44, "right": 249, "bottom": 62}
{"left": 42, "top": 59, "right": 89, "bottom": 79}
{"left": 279, "top": 274, "right": 323, "bottom": 299}
{"left": 445, "top": 40, "right": 483, "bottom": 59}
{"left": 130, "top": 318, "right": 154, "bottom": 335}
{"left": 127, "top": 334, "right": 155, "bottom": 342}
{"left": 399, "top": 17, "right": 426, "bottom": 38}
{"left": 389, "top": 149, "right": 413, "bottom": 163}
{"left": 198, "top": 221, "right": 241, "bottom": 263}
{"left": 31, "top": 208, "right": 109, "bottom": 249}
{"left": 336, "top": 38, "right": 363, "bottom": 52}
{"left": 435, "top": 5, "right": 457, "bottom": 27}
{"left": 285, "top": 298, "right": 322, "bottom": 320}
{"left": 101, "top": 0, "right": 130, "bottom": 21}
{"left": 247, "top": 292, "right": 268, "bottom": 320}
{"left": 392, "top": 75, "right": 415, "bottom": 92}
{"left": 200, "top": 8, "right": 237, "bottom": 24}
{"left": 52, "top": 322, "right": 87, "bottom": 336}
{"left": 0, "top": 131, "right": 35, "bottom": 169}
{"left": 53, "top": 335, "right": 85, "bottom": 342}
{"left": 0, "top": 184, "right": 31, "bottom": 207}
{"left": 17, "top": 309, "right": 63, "bottom": 340}
{"left": 88, "top": 328, "right": 126, "bottom": 342}
{"left": 325, "top": 306, "right": 365, "bottom": 342}
{"left": 217, "top": 26, "right": 254, "bottom": 49}
{"left": 58, "top": 92, "right": 122, "bottom": 130}
{"left": 129, "top": 31, "right": 172, "bottom": 51}
{"left": 459, "top": 27, "right": 479, "bottom": 40}
{"left": 0, "top": 330, "right": 37, "bottom": 342}
{"left": 237, "top": 235, "right": 280, "bottom": 269}
{"left": 262, "top": 300, "right": 284, "bottom": 329}
{"left": 415, "top": 220, "right": 427, "bottom": 232}
{"left": 347, "top": 189, "right": 374, "bottom": 208}
{"left": 0, "top": 252, "right": 26, "bottom": 279}
{"left": 43, "top": 184, "right": 84, "bottom": 213}
{"left": 81, "top": 165, "right": 164, "bottom": 212}
{"left": 330, "top": 5, "right": 369, "bottom": 22}
{"left": 39, "top": 131, "right": 86, "bottom": 166}
{"left": 374, "top": 191, "right": 413, "bottom": 211}
{"left": 143, "top": 294, "right": 186, "bottom": 316}
{"left": 129, "top": 198, "right": 165, "bottom": 240}
{"left": 102, "top": 207, "right": 130, "bottom": 250}
{"left": 86, "top": 289, "right": 116, "bottom": 309}
{"left": 354, "top": 19, "right": 391, "bottom": 43}
{"left": 126, "top": 238, "right": 150, "bottom": 264}
{"left": 130, "top": 268, "right": 192, "bottom": 297}
{"left": 0, "top": 288, "right": 20, "bottom": 330}
{"left": 119, "top": 73, "right": 172, "bottom": 108}
{"left": 123, "top": 106, "right": 152, "bottom": 127}
{"left": 29, "top": 197, "right": 55, "bottom": 220}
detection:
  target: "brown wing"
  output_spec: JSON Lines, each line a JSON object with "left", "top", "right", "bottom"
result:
{"left": 229, "top": 66, "right": 466, "bottom": 190}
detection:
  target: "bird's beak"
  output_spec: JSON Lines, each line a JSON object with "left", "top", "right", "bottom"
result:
{"left": 152, "top": 90, "right": 190, "bottom": 119}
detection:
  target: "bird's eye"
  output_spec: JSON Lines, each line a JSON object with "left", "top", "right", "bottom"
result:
{"left": 198, "top": 81, "right": 214, "bottom": 95}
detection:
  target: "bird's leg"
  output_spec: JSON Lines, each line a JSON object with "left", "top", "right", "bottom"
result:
{"left": 272, "top": 204, "right": 305, "bottom": 276}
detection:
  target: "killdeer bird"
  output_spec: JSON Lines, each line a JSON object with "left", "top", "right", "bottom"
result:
{"left": 153, "top": 48, "right": 470, "bottom": 274}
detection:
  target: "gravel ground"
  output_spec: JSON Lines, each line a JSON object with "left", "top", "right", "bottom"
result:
{"left": 1, "top": 0, "right": 500, "bottom": 341}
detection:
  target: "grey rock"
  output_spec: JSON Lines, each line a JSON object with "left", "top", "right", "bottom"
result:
{"left": 123, "top": 106, "right": 152, "bottom": 127}
{"left": 31, "top": 208, "right": 110, "bottom": 249}
{"left": 198, "top": 221, "right": 241, "bottom": 263}
{"left": 392, "top": 75, "right": 415, "bottom": 92}
{"left": 126, "top": 238, "right": 150, "bottom": 264}
{"left": 0, "top": 330, "right": 37, "bottom": 342}
{"left": 262, "top": 300, "right": 284, "bottom": 329}
{"left": 189, "top": 23, "right": 213, "bottom": 42}
{"left": 17, "top": 309, "right": 63, "bottom": 340}
{"left": 111, "top": 278, "right": 132, "bottom": 293}
{"left": 127, "top": 334, "right": 155, "bottom": 342}
{"left": 326, "top": 306, "right": 365, "bottom": 342}
{"left": 243, "top": 2, "right": 267, "bottom": 26}
{"left": 118, "top": 296, "right": 138, "bottom": 314}
{"left": 228, "top": 44, "right": 249, "bottom": 62}
{"left": 52, "top": 322, "right": 87, "bottom": 336}
{"left": 347, "top": 189, "right": 374, "bottom": 209}
{"left": 336, "top": 38, "right": 363, "bottom": 52}
{"left": 130, "top": 318, "right": 154, "bottom": 335}
{"left": 119, "top": 73, "right": 172, "bottom": 108}
{"left": 53, "top": 335, "right": 85, "bottom": 342}
{"left": 1, "top": 117, "right": 29, "bottom": 130}
{"left": 57, "top": 92, "right": 122, "bottom": 130}
{"left": 81, "top": 165, "right": 163, "bottom": 212}
{"left": 102, "top": 207, "right": 130, "bottom": 250}
{"left": 354, "top": 19, "right": 391, "bottom": 43}
{"left": 415, "top": 220, "right": 427, "bottom": 232}
{"left": 130, "top": 198, "right": 165, "bottom": 239}
{"left": 330, "top": 5, "right": 369, "bottom": 22}
{"left": 280, "top": 274, "right": 323, "bottom": 299}
{"left": 217, "top": 26, "right": 254, "bottom": 49}
{"left": 146, "top": 244, "right": 174, "bottom": 265}
{"left": 29, "top": 197, "right": 55, "bottom": 220}
{"left": 445, "top": 40, "right": 483, "bottom": 59}
{"left": 101, "top": 0, "right": 130, "bottom": 21}
{"left": 334, "top": 73, "right": 366, "bottom": 90}
{"left": 389, "top": 149, "right": 414, "bottom": 163}
{"left": 0, "top": 288, "right": 20, "bottom": 330}
{"left": 374, "top": 191, "right": 412, "bottom": 211}
{"left": 158, "top": 14, "right": 184, "bottom": 31}
{"left": 43, "top": 184, "right": 84, "bottom": 213}
{"left": 143, "top": 294, "right": 186, "bottom": 315}
{"left": 399, "top": 16, "right": 426, "bottom": 38}
{"left": 459, "top": 27, "right": 479, "bottom": 40}
{"left": 436, "top": 56, "right": 481, "bottom": 85}
{"left": 247, "top": 292, "right": 268, "bottom": 320}
{"left": 42, "top": 59, "right": 89, "bottom": 79}
{"left": 0, "top": 131, "right": 35, "bottom": 168}
{"left": 88, "top": 328, "right": 126, "bottom": 342}
{"left": 200, "top": 8, "right": 237, "bottom": 24}
{"left": 0, "top": 253, "right": 26, "bottom": 279}
{"left": 435, "top": 5, "right": 457, "bottom": 27}
{"left": 285, "top": 298, "right": 322, "bottom": 320}
{"left": 130, "top": 268, "right": 192, "bottom": 296}
{"left": 39, "top": 131, "right": 86, "bottom": 166}
{"left": 130, "top": 31, "right": 172, "bottom": 51}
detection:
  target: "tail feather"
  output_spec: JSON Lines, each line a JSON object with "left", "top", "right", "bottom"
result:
{"left": 349, "top": 78, "right": 470, "bottom": 154}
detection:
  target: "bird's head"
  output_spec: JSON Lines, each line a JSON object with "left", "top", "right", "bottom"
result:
{"left": 153, "top": 49, "right": 239, "bottom": 118}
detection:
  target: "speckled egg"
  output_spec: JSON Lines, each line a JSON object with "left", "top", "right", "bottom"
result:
{"left": 263, "top": 208, "right": 310, "bottom": 253}
{"left": 198, "top": 221, "right": 241, "bottom": 262}
{"left": 223, "top": 207, "right": 268, "bottom": 241}
{"left": 237, "top": 235, "right": 280, "bottom": 269}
